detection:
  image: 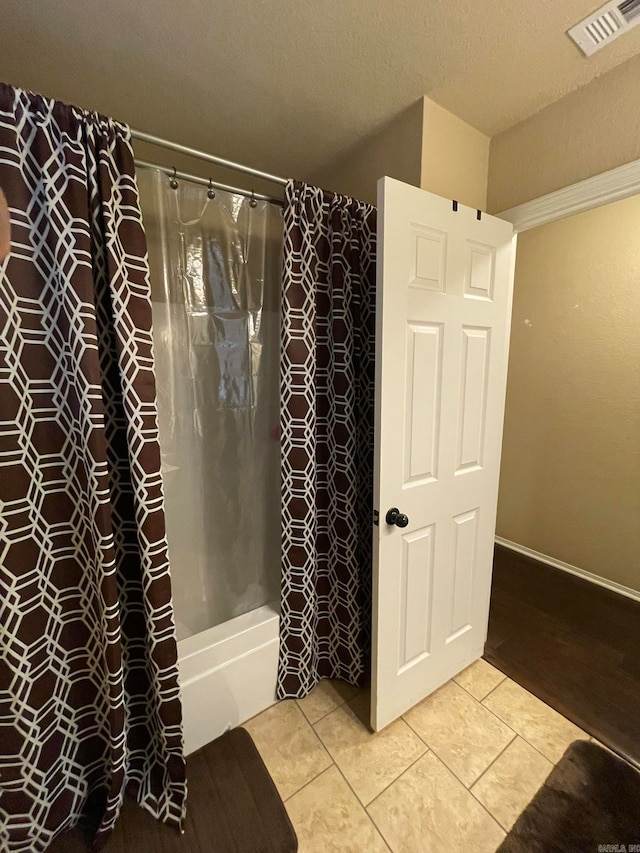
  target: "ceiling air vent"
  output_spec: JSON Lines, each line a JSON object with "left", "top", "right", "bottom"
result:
{"left": 567, "top": 0, "right": 640, "bottom": 55}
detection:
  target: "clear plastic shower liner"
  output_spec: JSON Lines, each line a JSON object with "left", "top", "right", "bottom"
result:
{"left": 137, "top": 167, "right": 283, "bottom": 639}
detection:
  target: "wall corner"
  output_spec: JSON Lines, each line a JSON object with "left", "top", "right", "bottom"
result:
{"left": 420, "top": 96, "right": 490, "bottom": 211}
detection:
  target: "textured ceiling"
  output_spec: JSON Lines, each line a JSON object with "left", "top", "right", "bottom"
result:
{"left": 2, "top": 0, "right": 640, "bottom": 184}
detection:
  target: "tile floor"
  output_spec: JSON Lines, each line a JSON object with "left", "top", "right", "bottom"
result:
{"left": 243, "top": 660, "right": 591, "bottom": 852}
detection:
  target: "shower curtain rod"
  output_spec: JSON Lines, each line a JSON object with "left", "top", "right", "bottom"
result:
{"left": 131, "top": 128, "right": 288, "bottom": 187}
{"left": 134, "top": 159, "right": 284, "bottom": 206}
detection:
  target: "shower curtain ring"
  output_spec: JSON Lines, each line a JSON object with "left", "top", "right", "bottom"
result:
{"left": 169, "top": 167, "right": 179, "bottom": 190}
{"left": 250, "top": 190, "right": 257, "bottom": 208}
{"left": 207, "top": 179, "right": 216, "bottom": 200}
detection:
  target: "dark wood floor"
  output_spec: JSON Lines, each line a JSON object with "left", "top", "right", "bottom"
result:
{"left": 485, "top": 544, "right": 640, "bottom": 769}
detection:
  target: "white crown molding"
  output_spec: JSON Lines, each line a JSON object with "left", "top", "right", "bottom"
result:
{"left": 497, "top": 157, "right": 640, "bottom": 232}
{"left": 495, "top": 536, "right": 640, "bottom": 604}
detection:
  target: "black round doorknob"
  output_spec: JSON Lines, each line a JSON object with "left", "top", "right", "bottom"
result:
{"left": 385, "top": 507, "right": 409, "bottom": 528}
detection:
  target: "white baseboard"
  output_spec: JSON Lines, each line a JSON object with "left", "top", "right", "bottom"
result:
{"left": 495, "top": 536, "right": 640, "bottom": 604}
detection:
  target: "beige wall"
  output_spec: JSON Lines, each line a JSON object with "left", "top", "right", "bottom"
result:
{"left": 497, "top": 193, "right": 640, "bottom": 592}
{"left": 314, "top": 96, "right": 491, "bottom": 211}
{"left": 421, "top": 98, "right": 490, "bottom": 211}
{"left": 319, "top": 51, "right": 640, "bottom": 213}
{"left": 488, "top": 52, "right": 640, "bottom": 214}
{"left": 311, "top": 100, "right": 424, "bottom": 204}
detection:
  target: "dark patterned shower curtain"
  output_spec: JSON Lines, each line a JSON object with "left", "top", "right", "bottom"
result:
{"left": 278, "top": 180, "right": 377, "bottom": 698}
{"left": 0, "top": 85, "right": 186, "bottom": 851}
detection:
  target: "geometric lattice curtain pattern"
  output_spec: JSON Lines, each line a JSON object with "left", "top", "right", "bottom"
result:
{"left": 277, "top": 180, "right": 377, "bottom": 699}
{"left": 0, "top": 84, "right": 186, "bottom": 852}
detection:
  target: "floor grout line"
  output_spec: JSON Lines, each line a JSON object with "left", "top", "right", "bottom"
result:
{"left": 365, "top": 803, "right": 395, "bottom": 852}
{"left": 479, "top": 674, "right": 509, "bottom": 705}
{"left": 400, "top": 714, "right": 430, "bottom": 750}
{"left": 478, "top": 682, "right": 555, "bottom": 753}
{"left": 282, "top": 761, "right": 336, "bottom": 803}
{"left": 251, "top": 700, "right": 335, "bottom": 804}
{"left": 310, "top": 698, "right": 429, "bottom": 812}
{"left": 423, "top": 748, "right": 507, "bottom": 837}
{"left": 401, "top": 687, "right": 518, "bottom": 791}
{"left": 331, "top": 762, "right": 394, "bottom": 852}
{"left": 466, "top": 734, "right": 557, "bottom": 834}
{"left": 365, "top": 744, "right": 430, "bottom": 809}
{"left": 296, "top": 685, "right": 358, "bottom": 726}
{"left": 301, "top": 692, "right": 394, "bottom": 852}
{"left": 479, "top": 686, "right": 590, "bottom": 767}
{"left": 365, "top": 748, "right": 431, "bottom": 810}
{"left": 467, "top": 781, "right": 511, "bottom": 836}
{"left": 297, "top": 701, "right": 344, "bottom": 726}
{"left": 468, "top": 731, "right": 518, "bottom": 790}
{"left": 454, "top": 673, "right": 507, "bottom": 703}
{"left": 374, "top": 744, "right": 507, "bottom": 842}
{"left": 410, "top": 731, "right": 514, "bottom": 792}
{"left": 478, "top": 705, "right": 549, "bottom": 761}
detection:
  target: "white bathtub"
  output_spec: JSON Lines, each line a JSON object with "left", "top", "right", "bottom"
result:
{"left": 177, "top": 602, "right": 280, "bottom": 755}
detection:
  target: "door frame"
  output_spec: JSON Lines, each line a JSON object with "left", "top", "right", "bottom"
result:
{"left": 498, "top": 156, "right": 640, "bottom": 233}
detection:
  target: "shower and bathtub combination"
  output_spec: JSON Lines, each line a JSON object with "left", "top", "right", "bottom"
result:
{"left": 137, "top": 167, "right": 284, "bottom": 754}
{"left": 1, "top": 83, "right": 377, "bottom": 850}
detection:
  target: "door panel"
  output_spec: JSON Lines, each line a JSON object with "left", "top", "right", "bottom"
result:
{"left": 398, "top": 524, "right": 435, "bottom": 669}
{"left": 404, "top": 321, "right": 442, "bottom": 484}
{"left": 456, "top": 326, "right": 491, "bottom": 472}
{"left": 372, "top": 178, "right": 516, "bottom": 731}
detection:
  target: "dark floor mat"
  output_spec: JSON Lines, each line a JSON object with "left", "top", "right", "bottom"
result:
{"left": 48, "top": 727, "right": 298, "bottom": 852}
{"left": 499, "top": 740, "right": 640, "bottom": 852}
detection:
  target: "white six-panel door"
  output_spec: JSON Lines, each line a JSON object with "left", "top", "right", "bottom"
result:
{"left": 371, "top": 178, "right": 516, "bottom": 731}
